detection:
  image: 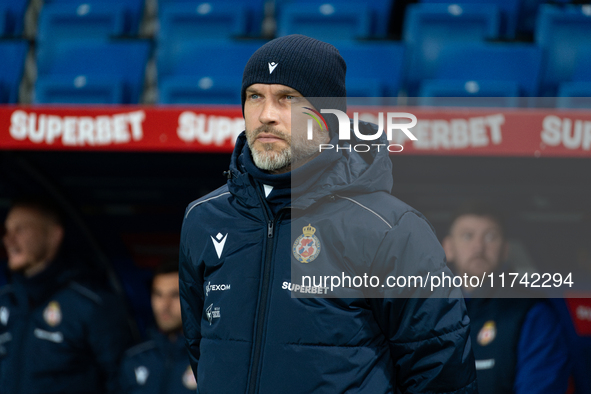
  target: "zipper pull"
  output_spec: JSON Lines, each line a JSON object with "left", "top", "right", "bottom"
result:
{"left": 267, "top": 220, "right": 274, "bottom": 238}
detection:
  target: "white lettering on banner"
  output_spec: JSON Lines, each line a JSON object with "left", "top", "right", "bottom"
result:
{"left": 541, "top": 115, "right": 591, "bottom": 150}
{"left": 9, "top": 110, "right": 145, "bottom": 146}
{"left": 357, "top": 113, "right": 505, "bottom": 149}
{"left": 177, "top": 111, "right": 244, "bottom": 145}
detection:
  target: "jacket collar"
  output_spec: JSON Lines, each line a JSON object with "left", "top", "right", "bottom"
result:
{"left": 227, "top": 120, "right": 394, "bottom": 211}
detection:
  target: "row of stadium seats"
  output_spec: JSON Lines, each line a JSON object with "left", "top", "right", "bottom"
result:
{"left": 1, "top": 0, "right": 587, "bottom": 40}
{"left": 1, "top": 38, "right": 590, "bottom": 107}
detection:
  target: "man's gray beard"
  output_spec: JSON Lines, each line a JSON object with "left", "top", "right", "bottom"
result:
{"left": 251, "top": 144, "right": 292, "bottom": 172}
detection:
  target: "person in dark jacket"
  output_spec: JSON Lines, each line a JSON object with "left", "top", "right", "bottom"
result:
{"left": 118, "top": 261, "right": 196, "bottom": 393}
{"left": 442, "top": 202, "right": 570, "bottom": 394}
{"left": 0, "top": 197, "right": 133, "bottom": 394}
{"left": 179, "top": 34, "right": 477, "bottom": 393}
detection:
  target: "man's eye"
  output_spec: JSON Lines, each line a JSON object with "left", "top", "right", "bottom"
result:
{"left": 249, "top": 94, "right": 259, "bottom": 99}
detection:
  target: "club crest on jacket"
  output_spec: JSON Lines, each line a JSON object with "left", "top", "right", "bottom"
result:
{"left": 43, "top": 301, "right": 62, "bottom": 327}
{"left": 292, "top": 224, "right": 321, "bottom": 263}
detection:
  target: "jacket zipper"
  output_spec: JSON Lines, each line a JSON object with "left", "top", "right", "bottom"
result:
{"left": 248, "top": 184, "right": 284, "bottom": 394}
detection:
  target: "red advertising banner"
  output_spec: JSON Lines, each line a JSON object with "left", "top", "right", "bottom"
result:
{"left": 0, "top": 105, "right": 590, "bottom": 157}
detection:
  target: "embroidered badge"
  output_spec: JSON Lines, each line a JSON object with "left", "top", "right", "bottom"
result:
{"left": 477, "top": 320, "right": 497, "bottom": 346}
{"left": 292, "top": 224, "right": 321, "bottom": 263}
{"left": 43, "top": 301, "right": 62, "bottom": 327}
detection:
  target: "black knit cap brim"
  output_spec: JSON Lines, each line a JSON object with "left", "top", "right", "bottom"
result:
{"left": 241, "top": 35, "right": 347, "bottom": 116}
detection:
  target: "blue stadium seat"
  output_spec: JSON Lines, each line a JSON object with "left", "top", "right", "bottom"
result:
{"left": 557, "top": 47, "right": 591, "bottom": 108}
{"left": 35, "top": 40, "right": 151, "bottom": 104}
{"left": 37, "top": 3, "right": 126, "bottom": 44}
{"left": 276, "top": 0, "right": 394, "bottom": 38}
{"left": 557, "top": 83, "right": 591, "bottom": 109}
{"left": 0, "top": 0, "right": 28, "bottom": 37}
{"left": 536, "top": 5, "right": 591, "bottom": 96}
{"left": 43, "top": 0, "right": 144, "bottom": 34}
{"left": 35, "top": 76, "right": 124, "bottom": 104}
{"left": 419, "top": 43, "right": 542, "bottom": 97}
{"left": 157, "top": 41, "right": 263, "bottom": 104}
{"left": 418, "top": 80, "right": 520, "bottom": 107}
{"left": 403, "top": 3, "right": 501, "bottom": 95}
{"left": 337, "top": 42, "right": 406, "bottom": 98}
{"left": 0, "top": 41, "right": 28, "bottom": 103}
{"left": 277, "top": 2, "right": 372, "bottom": 41}
{"left": 158, "top": 3, "right": 248, "bottom": 44}
{"left": 418, "top": 0, "right": 519, "bottom": 38}
{"left": 158, "top": 0, "right": 265, "bottom": 37}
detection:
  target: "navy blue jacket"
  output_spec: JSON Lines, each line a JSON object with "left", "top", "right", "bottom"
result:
{"left": 180, "top": 124, "right": 477, "bottom": 393}
{"left": 118, "top": 331, "right": 196, "bottom": 393}
{"left": 0, "top": 260, "right": 133, "bottom": 394}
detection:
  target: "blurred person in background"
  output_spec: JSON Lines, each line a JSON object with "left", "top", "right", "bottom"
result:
{"left": 118, "top": 260, "right": 196, "bottom": 393}
{"left": 0, "top": 196, "right": 133, "bottom": 394}
{"left": 442, "top": 201, "right": 570, "bottom": 394}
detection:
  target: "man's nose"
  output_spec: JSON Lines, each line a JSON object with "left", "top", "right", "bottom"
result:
{"left": 259, "top": 100, "right": 280, "bottom": 125}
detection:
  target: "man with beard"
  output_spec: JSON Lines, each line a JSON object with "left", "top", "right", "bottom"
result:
{"left": 0, "top": 197, "right": 132, "bottom": 393}
{"left": 442, "top": 202, "right": 570, "bottom": 394}
{"left": 118, "top": 261, "right": 196, "bottom": 393}
{"left": 179, "top": 34, "right": 477, "bottom": 393}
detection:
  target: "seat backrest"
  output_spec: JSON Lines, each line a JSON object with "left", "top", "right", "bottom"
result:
{"left": 0, "top": 0, "right": 28, "bottom": 36}
{"left": 430, "top": 43, "right": 542, "bottom": 97}
{"left": 37, "top": 40, "right": 151, "bottom": 103}
{"left": 157, "top": 0, "right": 265, "bottom": 37}
{"left": 337, "top": 42, "right": 406, "bottom": 97}
{"left": 419, "top": 0, "right": 520, "bottom": 38}
{"left": 158, "top": 3, "right": 248, "bottom": 44}
{"left": 403, "top": 3, "right": 501, "bottom": 95}
{"left": 536, "top": 4, "right": 591, "bottom": 95}
{"left": 37, "top": 3, "right": 127, "bottom": 45}
{"left": 43, "top": 0, "right": 144, "bottom": 33}
{"left": 0, "top": 40, "right": 28, "bottom": 103}
{"left": 275, "top": 0, "right": 394, "bottom": 38}
{"left": 277, "top": 2, "right": 372, "bottom": 41}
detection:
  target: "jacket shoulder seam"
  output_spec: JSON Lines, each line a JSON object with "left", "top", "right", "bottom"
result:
{"left": 68, "top": 282, "right": 103, "bottom": 305}
{"left": 124, "top": 340, "right": 157, "bottom": 357}
{"left": 185, "top": 191, "right": 231, "bottom": 219}
{"left": 335, "top": 195, "right": 392, "bottom": 229}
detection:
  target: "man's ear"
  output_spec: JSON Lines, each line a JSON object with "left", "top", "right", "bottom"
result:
{"left": 442, "top": 236, "right": 455, "bottom": 262}
{"left": 48, "top": 224, "right": 64, "bottom": 250}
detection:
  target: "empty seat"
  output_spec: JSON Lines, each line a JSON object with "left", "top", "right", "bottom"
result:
{"left": 158, "top": 0, "right": 265, "bottom": 37}
{"left": 418, "top": 43, "right": 542, "bottom": 97}
{"left": 0, "top": 0, "right": 28, "bottom": 37}
{"left": 37, "top": 3, "right": 126, "bottom": 44}
{"left": 403, "top": 3, "right": 501, "bottom": 95}
{"left": 35, "top": 40, "right": 151, "bottom": 104}
{"left": 536, "top": 4, "right": 591, "bottom": 95}
{"left": 0, "top": 40, "right": 28, "bottom": 103}
{"left": 557, "top": 46, "right": 591, "bottom": 108}
{"left": 43, "top": 0, "right": 144, "bottom": 34}
{"left": 277, "top": 2, "right": 372, "bottom": 41}
{"left": 158, "top": 2, "right": 248, "bottom": 44}
{"left": 276, "top": 0, "right": 394, "bottom": 38}
{"left": 157, "top": 41, "right": 263, "bottom": 104}
{"left": 419, "top": 0, "right": 520, "bottom": 38}
{"left": 418, "top": 80, "right": 520, "bottom": 107}
{"left": 337, "top": 42, "right": 406, "bottom": 98}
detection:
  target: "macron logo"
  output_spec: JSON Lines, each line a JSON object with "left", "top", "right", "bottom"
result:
{"left": 211, "top": 232, "right": 228, "bottom": 258}
{"left": 268, "top": 62, "right": 278, "bottom": 74}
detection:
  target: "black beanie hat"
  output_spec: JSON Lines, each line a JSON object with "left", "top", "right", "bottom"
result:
{"left": 241, "top": 35, "right": 347, "bottom": 118}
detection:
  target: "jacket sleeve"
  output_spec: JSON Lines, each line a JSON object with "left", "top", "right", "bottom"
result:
{"left": 179, "top": 217, "right": 204, "bottom": 382}
{"left": 514, "top": 301, "right": 570, "bottom": 394}
{"left": 368, "top": 212, "right": 478, "bottom": 393}
{"left": 87, "top": 291, "right": 134, "bottom": 394}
